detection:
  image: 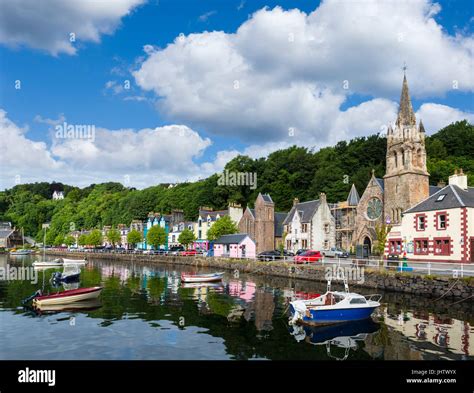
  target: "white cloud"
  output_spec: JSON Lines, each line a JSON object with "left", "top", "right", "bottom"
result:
{"left": 133, "top": 0, "right": 474, "bottom": 147}
{"left": 0, "top": 111, "right": 231, "bottom": 189}
{"left": 416, "top": 103, "right": 474, "bottom": 133}
{"left": 0, "top": 0, "right": 145, "bottom": 55}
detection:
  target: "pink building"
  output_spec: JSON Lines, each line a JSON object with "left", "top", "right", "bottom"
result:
{"left": 213, "top": 234, "right": 256, "bottom": 259}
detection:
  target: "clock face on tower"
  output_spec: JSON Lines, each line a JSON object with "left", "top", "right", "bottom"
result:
{"left": 367, "top": 198, "right": 383, "bottom": 220}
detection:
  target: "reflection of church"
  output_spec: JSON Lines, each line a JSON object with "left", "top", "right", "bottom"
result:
{"left": 332, "top": 73, "right": 438, "bottom": 252}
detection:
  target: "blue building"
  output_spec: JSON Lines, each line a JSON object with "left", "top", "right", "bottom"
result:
{"left": 143, "top": 212, "right": 171, "bottom": 250}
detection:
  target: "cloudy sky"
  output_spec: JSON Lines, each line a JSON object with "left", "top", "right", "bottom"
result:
{"left": 0, "top": 0, "right": 473, "bottom": 190}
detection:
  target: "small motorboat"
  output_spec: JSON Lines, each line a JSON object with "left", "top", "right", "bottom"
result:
{"left": 33, "top": 299, "right": 102, "bottom": 313}
{"left": 62, "top": 258, "right": 88, "bottom": 265}
{"left": 10, "top": 249, "right": 33, "bottom": 256}
{"left": 50, "top": 265, "right": 80, "bottom": 284}
{"left": 289, "top": 280, "right": 381, "bottom": 326}
{"left": 33, "top": 259, "right": 63, "bottom": 268}
{"left": 32, "top": 286, "right": 103, "bottom": 306}
{"left": 181, "top": 272, "right": 225, "bottom": 283}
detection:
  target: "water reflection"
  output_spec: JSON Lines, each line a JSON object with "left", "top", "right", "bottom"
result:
{"left": 0, "top": 254, "right": 472, "bottom": 360}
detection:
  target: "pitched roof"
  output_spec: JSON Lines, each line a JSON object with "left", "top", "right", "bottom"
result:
{"left": 396, "top": 74, "right": 416, "bottom": 126}
{"left": 375, "top": 177, "right": 384, "bottom": 192}
{"left": 283, "top": 199, "right": 321, "bottom": 225}
{"left": 346, "top": 184, "right": 360, "bottom": 206}
{"left": 405, "top": 185, "right": 474, "bottom": 213}
{"left": 260, "top": 193, "right": 273, "bottom": 203}
{"left": 214, "top": 233, "right": 249, "bottom": 244}
{"left": 429, "top": 185, "right": 441, "bottom": 195}
{"left": 274, "top": 212, "right": 287, "bottom": 237}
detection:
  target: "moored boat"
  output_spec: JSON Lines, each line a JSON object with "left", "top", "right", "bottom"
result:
{"left": 33, "top": 259, "right": 63, "bottom": 268}
{"left": 32, "top": 286, "right": 103, "bottom": 306}
{"left": 62, "top": 258, "right": 88, "bottom": 265}
{"left": 289, "top": 281, "right": 381, "bottom": 326}
{"left": 181, "top": 272, "right": 225, "bottom": 283}
{"left": 10, "top": 249, "right": 33, "bottom": 256}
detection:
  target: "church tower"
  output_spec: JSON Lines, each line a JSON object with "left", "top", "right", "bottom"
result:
{"left": 383, "top": 73, "right": 429, "bottom": 224}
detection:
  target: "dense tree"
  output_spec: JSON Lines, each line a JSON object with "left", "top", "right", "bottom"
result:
{"left": 87, "top": 230, "right": 103, "bottom": 247}
{"left": 207, "top": 216, "right": 238, "bottom": 241}
{"left": 78, "top": 234, "right": 88, "bottom": 247}
{"left": 106, "top": 228, "right": 121, "bottom": 248}
{"left": 178, "top": 229, "right": 195, "bottom": 249}
{"left": 127, "top": 230, "right": 143, "bottom": 249}
{"left": 146, "top": 226, "right": 167, "bottom": 249}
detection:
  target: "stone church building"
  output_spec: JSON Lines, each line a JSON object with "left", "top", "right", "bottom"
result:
{"left": 335, "top": 73, "right": 440, "bottom": 253}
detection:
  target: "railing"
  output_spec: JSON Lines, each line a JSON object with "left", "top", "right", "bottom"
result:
{"left": 44, "top": 249, "right": 474, "bottom": 277}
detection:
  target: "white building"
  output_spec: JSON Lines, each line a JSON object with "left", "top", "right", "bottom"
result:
{"left": 386, "top": 170, "right": 474, "bottom": 263}
{"left": 169, "top": 221, "right": 194, "bottom": 247}
{"left": 283, "top": 193, "right": 336, "bottom": 253}
{"left": 52, "top": 190, "right": 64, "bottom": 200}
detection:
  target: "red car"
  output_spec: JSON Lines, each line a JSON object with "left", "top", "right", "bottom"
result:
{"left": 294, "top": 250, "right": 323, "bottom": 264}
{"left": 180, "top": 249, "right": 198, "bottom": 256}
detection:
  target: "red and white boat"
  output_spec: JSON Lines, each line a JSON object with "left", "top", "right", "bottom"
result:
{"left": 32, "top": 286, "right": 103, "bottom": 306}
{"left": 181, "top": 272, "right": 224, "bottom": 283}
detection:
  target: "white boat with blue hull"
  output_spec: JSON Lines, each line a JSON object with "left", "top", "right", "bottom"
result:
{"left": 289, "top": 281, "right": 381, "bottom": 326}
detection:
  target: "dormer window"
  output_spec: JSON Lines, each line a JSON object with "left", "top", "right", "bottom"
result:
{"left": 436, "top": 194, "right": 446, "bottom": 202}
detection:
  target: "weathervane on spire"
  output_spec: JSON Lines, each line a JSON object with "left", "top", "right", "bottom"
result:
{"left": 402, "top": 62, "right": 407, "bottom": 75}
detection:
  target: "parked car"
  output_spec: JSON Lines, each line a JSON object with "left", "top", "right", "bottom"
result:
{"left": 169, "top": 245, "right": 185, "bottom": 255}
{"left": 180, "top": 249, "right": 198, "bottom": 256}
{"left": 295, "top": 249, "right": 308, "bottom": 256}
{"left": 294, "top": 250, "right": 323, "bottom": 264}
{"left": 322, "top": 247, "right": 349, "bottom": 258}
{"left": 257, "top": 250, "right": 283, "bottom": 261}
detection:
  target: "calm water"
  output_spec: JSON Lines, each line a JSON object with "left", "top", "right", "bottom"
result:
{"left": 0, "top": 254, "right": 472, "bottom": 360}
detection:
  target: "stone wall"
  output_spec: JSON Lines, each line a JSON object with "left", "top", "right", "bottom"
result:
{"left": 46, "top": 251, "right": 473, "bottom": 299}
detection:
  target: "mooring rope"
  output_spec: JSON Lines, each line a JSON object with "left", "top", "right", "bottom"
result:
{"left": 450, "top": 294, "right": 474, "bottom": 305}
{"left": 431, "top": 279, "right": 459, "bottom": 302}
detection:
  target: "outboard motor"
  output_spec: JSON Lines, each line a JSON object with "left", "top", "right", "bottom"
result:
{"left": 21, "top": 289, "right": 42, "bottom": 305}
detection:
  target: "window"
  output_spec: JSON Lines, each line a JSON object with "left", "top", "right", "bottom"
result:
{"left": 389, "top": 239, "right": 402, "bottom": 255}
{"left": 302, "top": 239, "right": 308, "bottom": 249}
{"left": 436, "top": 194, "right": 446, "bottom": 202}
{"left": 301, "top": 224, "right": 308, "bottom": 233}
{"left": 324, "top": 223, "right": 330, "bottom": 234}
{"left": 434, "top": 238, "right": 450, "bottom": 256}
{"left": 324, "top": 240, "right": 329, "bottom": 249}
{"left": 416, "top": 215, "right": 426, "bottom": 231}
{"left": 350, "top": 298, "right": 367, "bottom": 304}
{"left": 198, "top": 219, "right": 202, "bottom": 227}
{"left": 435, "top": 212, "right": 448, "bottom": 230}
{"left": 414, "top": 238, "right": 429, "bottom": 255}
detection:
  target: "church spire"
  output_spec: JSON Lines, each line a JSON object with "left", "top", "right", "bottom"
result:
{"left": 396, "top": 73, "right": 416, "bottom": 127}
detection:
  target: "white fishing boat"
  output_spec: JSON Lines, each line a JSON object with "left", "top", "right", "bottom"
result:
{"left": 33, "top": 259, "right": 63, "bottom": 268}
{"left": 10, "top": 249, "right": 33, "bottom": 256}
{"left": 180, "top": 272, "right": 225, "bottom": 283}
{"left": 62, "top": 258, "right": 88, "bottom": 265}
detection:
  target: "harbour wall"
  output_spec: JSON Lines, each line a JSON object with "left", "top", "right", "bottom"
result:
{"left": 45, "top": 251, "right": 473, "bottom": 300}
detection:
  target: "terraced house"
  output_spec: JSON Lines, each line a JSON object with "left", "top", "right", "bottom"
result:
{"left": 283, "top": 193, "right": 335, "bottom": 253}
{"left": 386, "top": 170, "right": 474, "bottom": 263}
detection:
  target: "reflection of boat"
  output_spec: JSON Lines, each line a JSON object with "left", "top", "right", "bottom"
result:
{"left": 181, "top": 282, "right": 224, "bottom": 289}
{"left": 289, "top": 281, "right": 381, "bottom": 326}
{"left": 32, "top": 286, "right": 103, "bottom": 306}
{"left": 181, "top": 272, "right": 224, "bottom": 283}
{"left": 62, "top": 258, "right": 88, "bottom": 265}
{"left": 33, "top": 299, "right": 102, "bottom": 313}
{"left": 33, "top": 259, "right": 63, "bottom": 268}
{"left": 289, "top": 319, "right": 380, "bottom": 360}
{"left": 10, "top": 249, "right": 33, "bottom": 256}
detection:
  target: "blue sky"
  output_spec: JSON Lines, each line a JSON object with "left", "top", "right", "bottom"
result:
{"left": 0, "top": 0, "right": 473, "bottom": 189}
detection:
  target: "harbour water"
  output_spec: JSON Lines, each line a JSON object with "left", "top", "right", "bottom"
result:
{"left": 0, "top": 255, "right": 472, "bottom": 360}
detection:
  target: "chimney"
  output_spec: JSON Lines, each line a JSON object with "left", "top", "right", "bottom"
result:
{"left": 319, "top": 192, "right": 327, "bottom": 204}
{"left": 293, "top": 198, "right": 299, "bottom": 206}
{"left": 437, "top": 179, "right": 446, "bottom": 188}
{"left": 449, "top": 168, "right": 468, "bottom": 190}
